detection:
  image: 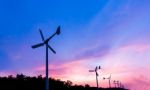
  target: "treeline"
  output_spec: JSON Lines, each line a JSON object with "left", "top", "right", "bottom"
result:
{"left": 0, "top": 74, "right": 128, "bottom": 90}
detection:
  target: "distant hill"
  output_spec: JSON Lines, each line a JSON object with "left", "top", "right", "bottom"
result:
{"left": 0, "top": 74, "right": 129, "bottom": 90}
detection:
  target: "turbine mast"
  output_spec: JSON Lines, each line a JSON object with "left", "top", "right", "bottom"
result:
{"left": 32, "top": 26, "right": 61, "bottom": 90}
{"left": 89, "top": 66, "right": 101, "bottom": 90}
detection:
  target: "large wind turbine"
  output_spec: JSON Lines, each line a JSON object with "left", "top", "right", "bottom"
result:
{"left": 32, "top": 26, "right": 61, "bottom": 90}
{"left": 89, "top": 66, "right": 101, "bottom": 90}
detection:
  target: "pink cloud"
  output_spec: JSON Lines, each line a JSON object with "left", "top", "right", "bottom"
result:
{"left": 33, "top": 59, "right": 93, "bottom": 84}
{"left": 119, "top": 44, "right": 150, "bottom": 53}
{"left": 124, "top": 73, "right": 150, "bottom": 90}
{"left": 25, "top": 43, "right": 150, "bottom": 90}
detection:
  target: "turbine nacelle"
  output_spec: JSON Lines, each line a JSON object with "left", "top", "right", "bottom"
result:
{"left": 32, "top": 26, "right": 61, "bottom": 54}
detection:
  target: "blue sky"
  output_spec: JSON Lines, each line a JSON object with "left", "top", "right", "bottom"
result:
{"left": 0, "top": 0, "right": 109, "bottom": 69}
{"left": 0, "top": 0, "right": 150, "bottom": 90}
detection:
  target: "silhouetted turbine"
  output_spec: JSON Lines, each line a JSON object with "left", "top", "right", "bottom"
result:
{"left": 114, "top": 80, "right": 120, "bottom": 88}
{"left": 116, "top": 81, "right": 120, "bottom": 88}
{"left": 113, "top": 80, "right": 117, "bottom": 88}
{"left": 89, "top": 66, "right": 101, "bottom": 90}
{"left": 32, "top": 26, "right": 61, "bottom": 90}
{"left": 103, "top": 74, "right": 111, "bottom": 90}
{"left": 119, "top": 81, "right": 124, "bottom": 88}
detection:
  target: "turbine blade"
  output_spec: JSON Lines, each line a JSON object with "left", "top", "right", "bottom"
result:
{"left": 32, "top": 43, "right": 44, "bottom": 49}
{"left": 48, "top": 45, "right": 56, "bottom": 54}
{"left": 89, "top": 70, "right": 95, "bottom": 72}
{"left": 45, "top": 33, "right": 56, "bottom": 43}
{"left": 45, "top": 26, "right": 61, "bottom": 43}
{"left": 39, "top": 29, "right": 45, "bottom": 41}
{"left": 56, "top": 26, "right": 60, "bottom": 35}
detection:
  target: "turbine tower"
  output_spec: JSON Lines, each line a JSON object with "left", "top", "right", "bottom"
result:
{"left": 103, "top": 75, "right": 111, "bottom": 90}
{"left": 32, "top": 26, "right": 61, "bottom": 90}
{"left": 89, "top": 66, "right": 101, "bottom": 90}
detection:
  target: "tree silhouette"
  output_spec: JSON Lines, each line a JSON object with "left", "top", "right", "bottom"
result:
{"left": 0, "top": 74, "right": 129, "bottom": 90}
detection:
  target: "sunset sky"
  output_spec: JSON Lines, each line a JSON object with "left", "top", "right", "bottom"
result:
{"left": 0, "top": 0, "right": 150, "bottom": 90}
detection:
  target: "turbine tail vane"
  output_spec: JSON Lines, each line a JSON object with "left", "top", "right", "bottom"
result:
{"left": 99, "top": 66, "right": 101, "bottom": 69}
{"left": 56, "top": 26, "right": 61, "bottom": 35}
{"left": 39, "top": 29, "right": 45, "bottom": 41}
{"left": 45, "top": 26, "right": 61, "bottom": 43}
{"left": 32, "top": 43, "right": 44, "bottom": 49}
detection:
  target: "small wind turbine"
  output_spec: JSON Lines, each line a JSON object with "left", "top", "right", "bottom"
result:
{"left": 113, "top": 80, "right": 117, "bottom": 88}
{"left": 89, "top": 66, "right": 101, "bottom": 90}
{"left": 120, "top": 82, "right": 122, "bottom": 88}
{"left": 32, "top": 26, "right": 61, "bottom": 90}
{"left": 116, "top": 81, "right": 120, "bottom": 88}
{"left": 103, "top": 75, "right": 111, "bottom": 90}
{"left": 119, "top": 81, "right": 124, "bottom": 88}
{"left": 120, "top": 83, "right": 124, "bottom": 88}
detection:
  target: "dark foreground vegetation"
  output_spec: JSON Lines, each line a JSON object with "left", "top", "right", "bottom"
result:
{"left": 0, "top": 74, "right": 128, "bottom": 90}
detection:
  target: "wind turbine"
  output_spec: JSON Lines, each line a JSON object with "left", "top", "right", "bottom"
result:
{"left": 89, "top": 66, "right": 101, "bottom": 90}
{"left": 119, "top": 81, "right": 124, "bottom": 88}
{"left": 31, "top": 26, "right": 61, "bottom": 90}
{"left": 119, "top": 82, "right": 122, "bottom": 88}
{"left": 103, "top": 75, "right": 111, "bottom": 90}
{"left": 120, "top": 83, "right": 124, "bottom": 88}
{"left": 113, "top": 80, "right": 117, "bottom": 88}
{"left": 116, "top": 81, "right": 120, "bottom": 88}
